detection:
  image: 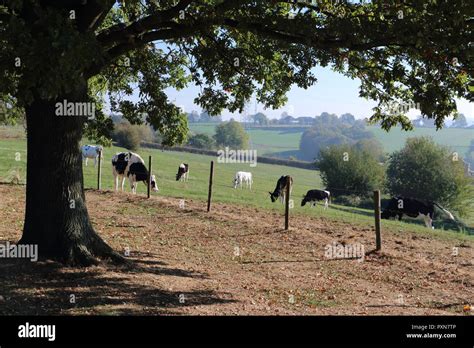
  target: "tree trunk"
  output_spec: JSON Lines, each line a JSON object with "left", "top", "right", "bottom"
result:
{"left": 18, "top": 91, "right": 124, "bottom": 266}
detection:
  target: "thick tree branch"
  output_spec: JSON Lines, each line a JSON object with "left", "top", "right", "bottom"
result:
{"left": 86, "top": 22, "right": 204, "bottom": 78}
{"left": 38, "top": 0, "right": 116, "bottom": 31}
{"left": 96, "top": 0, "right": 195, "bottom": 47}
{"left": 221, "top": 18, "right": 412, "bottom": 52}
{"left": 78, "top": 0, "right": 116, "bottom": 31}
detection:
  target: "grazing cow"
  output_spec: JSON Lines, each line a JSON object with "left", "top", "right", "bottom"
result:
{"left": 381, "top": 196, "right": 455, "bottom": 228}
{"left": 233, "top": 171, "right": 253, "bottom": 190}
{"left": 269, "top": 175, "right": 293, "bottom": 203}
{"left": 301, "top": 189, "right": 330, "bottom": 209}
{"left": 112, "top": 152, "right": 159, "bottom": 194}
{"left": 81, "top": 145, "right": 103, "bottom": 167}
{"left": 176, "top": 163, "right": 189, "bottom": 181}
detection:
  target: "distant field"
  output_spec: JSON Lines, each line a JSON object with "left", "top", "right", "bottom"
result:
{"left": 368, "top": 126, "right": 474, "bottom": 157}
{"left": 189, "top": 124, "right": 302, "bottom": 157}
{"left": 1, "top": 135, "right": 472, "bottom": 231}
{"left": 189, "top": 123, "right": 474, "bottom": 159}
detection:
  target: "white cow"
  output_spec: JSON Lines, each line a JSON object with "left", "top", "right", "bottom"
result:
{"left": 233, "top": 171, "right": 253, "bottom": 190}
{"left": 81, "top": 145, "right": 103, "bottom": 167}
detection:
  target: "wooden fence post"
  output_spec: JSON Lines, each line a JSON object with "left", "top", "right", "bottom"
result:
{"left": 284, "top": 176, "right": 291, "bottom": 230}
{"left": 207, "top": 161, "right": 214, "bottom": 212}
{"left": 97, "top": 150, "right": 102, "bottom": 190}
{"left": 373, "top": 190, "right": 382, "bottom": 250}
{"left": 147, "top": 155, "right": 152, "bottom": 198}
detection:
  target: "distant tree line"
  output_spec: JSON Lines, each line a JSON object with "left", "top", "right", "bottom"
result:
{"left": 187, "top": 119, "right": 248, "bottom": 150}
{"left": 187, "top": 110, "right": 222, "bottom": 123}
{"left": 243, "top": 111, "right": 359, "bottom": 126}
{"left": 412, "top": 113, "right": 471, "bottom": 128}
{"left": 299, "top": 112, "right": 376, "bottom": 161}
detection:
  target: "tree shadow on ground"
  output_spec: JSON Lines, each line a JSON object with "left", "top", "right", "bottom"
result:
{"left": 0, "top": 257, "right": 235, "bottom": 315}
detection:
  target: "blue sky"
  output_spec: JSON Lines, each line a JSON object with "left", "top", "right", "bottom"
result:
{"left": 163, "top": 66, "right": 473, "bottom": 123}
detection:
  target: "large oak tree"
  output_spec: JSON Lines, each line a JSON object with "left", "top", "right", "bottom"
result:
{"left": 0, "top": 0, "right": 472, "bottom": 265}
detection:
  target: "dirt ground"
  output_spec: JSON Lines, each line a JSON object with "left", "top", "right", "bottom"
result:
{"left": 0, "top": 184, "right": 472, "bottom": 315}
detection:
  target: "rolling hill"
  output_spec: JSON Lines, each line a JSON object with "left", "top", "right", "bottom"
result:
{"left": 189, "top": 123, "right": 474, "bottom": 160}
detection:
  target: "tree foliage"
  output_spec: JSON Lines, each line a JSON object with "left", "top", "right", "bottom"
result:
{"left": 353, "top": 138, "right": 386, "bottom": 162}
{"left": 299, "top": 113, "right": 373, "bottom": 160}
{"left": 214, "top": 119, "right": 249, "bottom": 148}
{"left": 112, "top": 122, "right": 154, "bottom": 150}
{"left": 385, "top": 137, "right": 473, "bottom": 216}
{"left": 318, "top": 144, "right": 385, "bottom": 197}
{"left": 0, "top": 0, "right": 472, "bottom": 141}
{"left": 187, "top": 132, "right": 215, "bottom": 149}
{"left": 0, "top": 95, "right": 24, "bottom": 126}
{"left": 251, "top": 112, "right": 269, "bottom": 125}
{"left": 450, "top": 113, "right": 468, "bottom": 128}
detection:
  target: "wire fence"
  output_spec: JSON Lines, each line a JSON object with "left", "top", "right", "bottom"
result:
{"left": 75, "top": 152, "right": 379, "bottom": 226}
{"left": 1, "top": 144, "right": 472, "bottom": 236}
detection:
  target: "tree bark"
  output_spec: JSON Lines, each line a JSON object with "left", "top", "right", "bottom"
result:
{"left": 18, "top": 90, "right": 124, "bottom": 266}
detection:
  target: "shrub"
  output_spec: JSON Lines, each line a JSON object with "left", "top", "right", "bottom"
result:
{"left": 112, "top": 122, "right": 142, "bottom": 151}
{"left": 137, "top": 125, "right": 154, "bottom": 143}
{"left": 187, "top": 133, "right": 215, "bottom": 149}
{"left": 385, "top": 137, "right": 473, "bottom": 217}
{"left": 214, "top": 119, "right": 249, "bottom": 149}
{"left": 354, "top": 138, "right": 386, "bottom": 162}
{"left": 318, "top": 144, "right": 385, "bottom": 197}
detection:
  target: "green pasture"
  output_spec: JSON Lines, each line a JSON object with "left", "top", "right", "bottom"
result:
{"left": 0, "top": 135, "right": 472, "bottom": 239}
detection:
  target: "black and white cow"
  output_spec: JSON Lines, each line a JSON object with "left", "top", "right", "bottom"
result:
{"left": 176, "top": 163, "right": 189, "bottom": 181}
{"left": 301, "top": 189, "right": 330, "bottom": 209}
{"left": 269, "top": 175, "right": 293, "bottom": 203}
{"left": 381, "top": 196, "right": 454, "bottom": 228}
{"left": 81, "top": 145, "right": 103, "bottom": 167}
{"left": 112, "top": 152, "right": 159, "bottom": 194}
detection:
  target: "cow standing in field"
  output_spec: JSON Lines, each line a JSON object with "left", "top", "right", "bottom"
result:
{"left": 301, "top": 189, "right": 330, "bottom": 209}
{"left": 233, "top": 171, "right": 253, "bottom": 190}
{"left": 176, "top": 163, "right": 189, "bottom": 181}
{"left": 112, "top": 152, "right": 159, "bottom": 194}
{"left": 269, "top": 175, "right": 293, "bottom": 203}
{"left": 381, "top": 196, "right": 455, "bottom": 228}
{"left": 81, "top": 145, "right": 103, "bottom": 167}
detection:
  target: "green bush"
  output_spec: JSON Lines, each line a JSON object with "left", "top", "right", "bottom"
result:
{"left": 137, "top": 125, "right": 155, "bottom": 143}
{"left": 318, "top": 144, "right": 385, "bottom": 197}
{"left": 112, "top": 122, "right": 142, "bottom": 151}
{"left": 188, "top": 133, "right": 215, "bottom": 149}
{"left": 214, "top": 119, "right": 249, "bottom": 149}
{"left": 353, "top": 138, "right": 386, "bottom": 162}
{"left": 385, "top": 137, "right": 473, "bottom": 217}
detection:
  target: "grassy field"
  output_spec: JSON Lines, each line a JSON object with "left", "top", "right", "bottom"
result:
{"left": 189, "top": 123, "right": 474, "bottom": 158}
{"left": 0, "top": 132, "right": 472, "bottom": 235}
